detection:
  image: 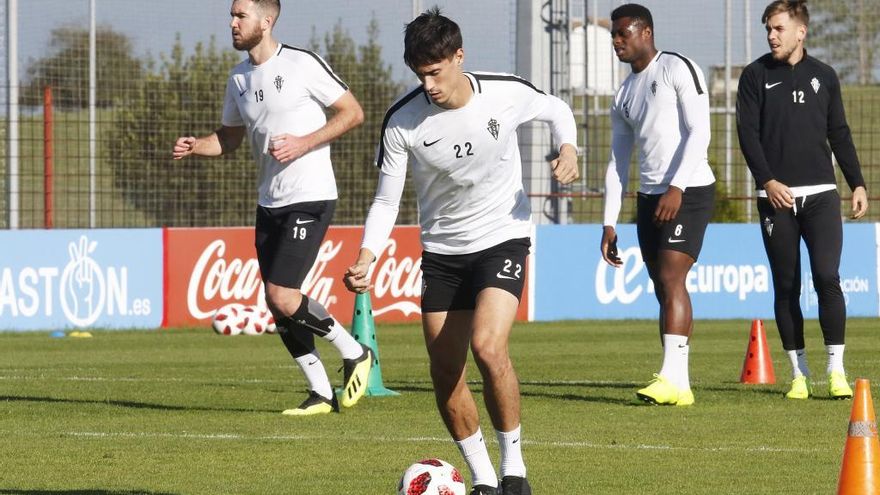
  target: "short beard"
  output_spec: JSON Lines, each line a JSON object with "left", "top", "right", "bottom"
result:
{"left": 771, "top": 45, "right": 796, "bottom": 62}
{"left": 233, "top": 29, "right": 262, "bottom": 51}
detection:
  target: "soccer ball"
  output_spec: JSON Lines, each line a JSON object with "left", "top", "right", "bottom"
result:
{"left": 240, "top": 305, "right": 267, "bottom": 336}
{"left": 211, "top": 303, "right": 246, "bottom": 336}
{"left": 263, "top": 308, "right": 277, "bottom": 334}
{"left": 398, "top": 459, "right": 466, "bottom": 495}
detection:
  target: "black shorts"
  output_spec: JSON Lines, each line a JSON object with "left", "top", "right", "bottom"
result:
{"left": 420, "top": 237, "right": 530, "bottom": 313}
{"left": 254, "top": 200, "right": 335, "bottom": 289}
{"left": 636, "top": 184, "right": 714, "bottom": 262}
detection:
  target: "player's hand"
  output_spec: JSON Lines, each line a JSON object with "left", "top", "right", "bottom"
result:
{"left": 550, "top": 144, "right": 579, "bottom": 185}
{"left": 269, "top": 133, "right": 311, "bottom": 164}
{"left": 343, "top": 248, "right": 377, "bottom": 294}
{"left": 851, "top": 186, "right": 868, "bottom": 219}
{"left": 600, "top": 225, "right": 622, "bottom": 268}
{"left": 763, "top": 179, "right": 795, "bottom": 209}
{"left": 172, "top": 136, "right": 196, "bottom": 160}
{"left": 654, "top": 186, "right": 683, "bottom": 224}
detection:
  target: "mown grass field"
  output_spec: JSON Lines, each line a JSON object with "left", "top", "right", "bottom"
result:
{"left": 1, "top": 318, "right": 877, "bottom": 494}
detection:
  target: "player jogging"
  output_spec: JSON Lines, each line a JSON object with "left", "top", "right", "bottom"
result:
{"left": 737, "top": 0, "right": 868, "bottom": 400}
{"left": 601, "top": 3, "right": 716, "bottom": 406}
{"left": 344, "top": 8, "right": 578, "bottom": 495}
{"left": 172, "top": 0, "right": 372, "bottom": 416}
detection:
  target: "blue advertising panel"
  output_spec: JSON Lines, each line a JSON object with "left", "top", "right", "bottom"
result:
{"left": 0, "top": 229, "right": 163, "bottom": 330}
{"left": 534, "top": 224, "right": 878, "bottom": 321}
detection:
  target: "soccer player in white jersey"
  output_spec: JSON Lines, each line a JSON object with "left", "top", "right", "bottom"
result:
{"left": 600, "top": 4, "right": 716, "bottom": 406}
{"left": 343, "top": 9, "right": 578, "bottom": 495}
{"left": 171, "top": 0, "right": 373, "bottom": 416}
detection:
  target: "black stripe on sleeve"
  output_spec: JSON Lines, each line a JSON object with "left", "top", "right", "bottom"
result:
{"left": 471, "top": 73, "right": 544, "bottom": 94}
{"left": 376, "top": 88, "right": 425, "bottom": 168}
{"left": 659, "top": 51, "right": 704, "bottom": 95}
{"left": 280, "top": 44, "right": 348, "bottom": 90}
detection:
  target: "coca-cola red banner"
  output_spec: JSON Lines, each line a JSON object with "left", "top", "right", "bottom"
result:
{"left": 163, "top": 226, "right": 530, "bottom": 328}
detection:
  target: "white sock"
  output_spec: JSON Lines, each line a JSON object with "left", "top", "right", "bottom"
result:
{"left": 294, "top": 351, "right": 332, "bottom": 399}
{"left": 658, "top": 334, "right": 689, "bottom": 389}
{"left": 455, "top": 428, "right": 497, "bottom": 488}
{"left": 826, "top": 344, "right": 845, "bottom": 375}
{"left": 323, "top": 320, "right": 364, "bottom": 360}
{"left": 786, "top": 349, "right": 810, "bottom": 379}
{"left": 496, "top": 426, "right": 526, "bottom": 478}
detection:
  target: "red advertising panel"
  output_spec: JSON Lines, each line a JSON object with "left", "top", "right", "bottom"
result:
{"left": 164, "top": 226, "right": 530, "bottom": 327}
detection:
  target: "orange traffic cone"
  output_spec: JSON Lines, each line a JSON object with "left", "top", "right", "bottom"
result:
{"left": 739, "top": 319, "right": 776, "bottom": 384}
{"left": 838, "top": 378, "right": 880, "bottom": 494}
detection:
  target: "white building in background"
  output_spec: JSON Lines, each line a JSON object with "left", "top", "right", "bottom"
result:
{"left": 570, "top": 18, "right": 621, "bottom": 95}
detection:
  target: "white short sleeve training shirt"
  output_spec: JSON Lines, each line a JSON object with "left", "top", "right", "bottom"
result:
{"left": 221, "top": 44, "right": 349, "bottom": 208}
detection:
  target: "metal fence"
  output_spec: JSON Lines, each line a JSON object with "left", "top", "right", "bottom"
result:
{"left": 3, "top": 0, "right": 880, "bottom": 229}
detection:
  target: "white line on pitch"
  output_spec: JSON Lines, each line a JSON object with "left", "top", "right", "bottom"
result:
{"left": 61, "top": 431, "right": 824, "bottom": 454}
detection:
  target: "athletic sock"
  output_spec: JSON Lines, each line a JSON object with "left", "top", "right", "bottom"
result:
{"left": 324, "top": 320, "right": 364, "bottom": 360}
{"left": 658, "top": 334, "right": 689, "bottom": 389}
{"left": 455, "top": 428, "right": 497, "bottom": 488}
{"left": 786, "top": 349, "right": 810, "bottom": 379}
{"left": 294, "top": 351, "right": 333, "bottom": 400}
{"left": 496, "top": 425, "right": 526, "bottom": 478}
{"left": 290, "top": 295, "right": 363, "bottom": 360}
{"left": 826, "top": 344, "right": 845, "bottom": 375}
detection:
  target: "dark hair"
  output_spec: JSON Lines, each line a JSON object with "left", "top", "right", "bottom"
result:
{"left": 762, "top": 0, "right": 809, "bottom": 26}
{"left": 252, "top": 0, "right": 281, "bottom": 24}
{"left": 404, "top": 6, "right": 463, "bottom": 70}
{"left": 610, "top": 3, "right": 654, "bottom": 30}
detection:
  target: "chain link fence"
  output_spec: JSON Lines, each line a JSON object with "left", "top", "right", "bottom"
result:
{"left": 3, "top": 0, "right": 880, "bottom": 229}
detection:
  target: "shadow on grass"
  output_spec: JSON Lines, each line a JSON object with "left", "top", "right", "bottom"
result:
{"left": 0, "top": 490, "right": 177, "bottom": 495}
{"left": 0, "top": 395, "right": 276, "bottom": 414}
{"left": 386, "top": 382, "right": 637, "bottom": 406}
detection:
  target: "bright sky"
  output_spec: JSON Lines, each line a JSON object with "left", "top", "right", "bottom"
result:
{"left": 6, "top": 1, "right": 774, "bottom": 90}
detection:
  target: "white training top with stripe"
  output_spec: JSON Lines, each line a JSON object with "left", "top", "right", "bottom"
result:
{"left": 221, "top": 43, "right": 348, "bottom": 208}
{"left": 361, "top": 71, "right": 578, "bottom": 256}
{"left": 603, "top": 51, "right": 715, "bottom": 227}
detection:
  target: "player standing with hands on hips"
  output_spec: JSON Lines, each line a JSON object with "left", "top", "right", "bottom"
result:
{"left": 601, "top": 3, "right": 716, "bottom": 406}
{"left": 172, "top": 0, "right": 374, "bottom": 416}
{"left": 344, "top": 8, "right": 578, "bottom": 495}
{"left": 737, "top": 0, "right": 868, "bottom": 400}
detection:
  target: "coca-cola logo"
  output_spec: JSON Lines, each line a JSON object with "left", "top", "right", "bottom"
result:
{"left": 187, "top": 240, "right": 263, "bottom": 319}
{"left": 185, "top": 236, "right": 423, "bottom": 321}
{"left": 369, "top": 238, "right": 421, "bottom": 317}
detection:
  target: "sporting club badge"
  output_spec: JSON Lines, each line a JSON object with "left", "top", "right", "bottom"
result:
{"left": 763, "top": 216, "right": 774, "bottom": 237}
{"left": 487, "top": 118, "right": 499, "bottom": 140}
{"left": 811, "top": 77, "right": 820, "bottom": 94}
{"left": 274, "top": 75, "right": 284, "bottom": 93}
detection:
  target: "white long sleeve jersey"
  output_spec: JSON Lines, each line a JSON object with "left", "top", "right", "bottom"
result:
{"left": 603, "top": 51, "right": 715, "bottom": 227}
{"left": 221, "top": 43, "right": 348, "bottom": 208}
{"left": 362, "top": 71, "right": 578, "bottom": 256}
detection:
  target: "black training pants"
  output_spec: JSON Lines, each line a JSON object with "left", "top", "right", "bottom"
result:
{"left": 757, "top": 189, "right": 845, "bottom": 350}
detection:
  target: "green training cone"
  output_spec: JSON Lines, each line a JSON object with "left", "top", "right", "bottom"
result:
{"left": 351, "top": 292, "right": 399, "bottom": 396}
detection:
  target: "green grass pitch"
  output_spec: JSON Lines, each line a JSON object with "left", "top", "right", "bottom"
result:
{"left": 1, "top": 319, "right": 876, "bottom": 494}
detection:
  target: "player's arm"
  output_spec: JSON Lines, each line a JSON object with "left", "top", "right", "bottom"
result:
{"left": 344, "top": 123, "right": 408, "bottom": 294}
{"left": 825, "top": 69, "right": 868, "bottom": 219}
{"left": 172, "top": 125, "right": 245, "bottom": 160}
{"left": 270, "top": 90, "right": 364, "bottom": 164}
{"left": 530, "top": 94, "right": 580, "bottom": 184}
{"left": 656, "top": 61, "right": 712, "bottom": 222}
{"left": 736, "top": 66, "right": 793, "bottom": 209}
{"left": 601, "top": 105, "right": 634, "bottom": 268}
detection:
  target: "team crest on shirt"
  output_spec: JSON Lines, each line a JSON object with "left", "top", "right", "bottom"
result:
{"left": 274, "top": 75, "right": 284, "bottom": 93}
{"left": 487, "top": 118, "right": 499, "bottom": 140}
{"left": 811, "top": 77, "right": 820, "bottom": 94}
{"left": 651, "top": 80, "right": 657, "bottom": 95}
{"left": 763, "top": 216, "right": 774, "bottom": 237}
